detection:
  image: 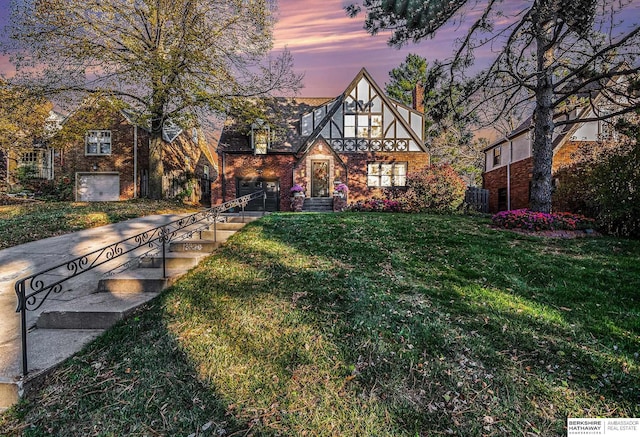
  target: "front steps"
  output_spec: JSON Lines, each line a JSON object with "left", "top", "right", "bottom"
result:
{"left": 303, "top": 197, "right": 333, "bottom": 212}
{"left": 0, "top": 213, "right": 260, "bottom": 410}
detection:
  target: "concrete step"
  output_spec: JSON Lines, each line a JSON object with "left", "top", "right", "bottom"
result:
{"left": 0, "top": 329, "right": 103, "bottom": 409}
{"left": 303, "top": 198, "right": 333, "bottom": 212}
{"left": 304, "top": 199, "right": 333, "bottom": 204}
{"left": 212, "top": 222, "right": 246, "bottom": 231}
{"left": 36, "top": 290, "right": 161, "bottom": 329}
{"left": 199, "top": 229, "right": 236, "bottom": 242}
{"left": 170, "top": 239, "right": 221, "bottom": 253}
{"left": 97, "top": 269, "right": 184, "bottom": 293}
{"left": 139, "top": 251, "right": 208, "bottom": 269}
{"left": 222, "top": 215, "right": 260, "bottom": 223}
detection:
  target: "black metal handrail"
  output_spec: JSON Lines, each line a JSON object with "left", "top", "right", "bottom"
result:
{"left": 14, "top": 190, "right": 265, "bottom": 376}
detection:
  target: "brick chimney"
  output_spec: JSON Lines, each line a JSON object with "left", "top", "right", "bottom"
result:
{"left": 411, "top": 83, "right": 425, "bottom": 113}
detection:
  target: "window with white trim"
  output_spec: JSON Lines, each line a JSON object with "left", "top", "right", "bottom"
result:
{"left": 367, "top": 162, "right": 407, "bottom": 187}
{"left": 344, "top": 97, "right": 383, "bottom": 139}
{"left": 492, "top": 146, "right": 501, "bottom": 166}
{"left": 86, "top": 130, "right": 112, "bottom": 155}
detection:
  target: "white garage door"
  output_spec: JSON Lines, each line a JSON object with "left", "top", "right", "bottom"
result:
{"left": 76, "top": 173, "right": 120, "bottom": 201}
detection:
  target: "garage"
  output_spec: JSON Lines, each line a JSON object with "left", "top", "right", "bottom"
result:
{"left": 76, "top": 172, "right": 120, "bottom": 201}
{"left": 237, "top": 178, "right": 280, "bottom": 211}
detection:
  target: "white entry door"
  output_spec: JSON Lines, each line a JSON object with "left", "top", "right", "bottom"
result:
{"left": 76, "top": 173, "right": 120, "bottom": 201}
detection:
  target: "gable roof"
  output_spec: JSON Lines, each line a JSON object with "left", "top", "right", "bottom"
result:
{"left": 297, "top": 68, "right": 428, "bottom": 155}
{"left": 483, "top": 73, "right": 628, "bottom": 152}
{"left": 218, "top": 68, "right": 428, "bottom": 155}
{"left": 218, "top": 97, "right": 333, "bottom": 153}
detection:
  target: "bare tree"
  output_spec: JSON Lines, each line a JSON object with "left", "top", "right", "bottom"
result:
{"left": 4, "top": 0, "right": 303, "bottom": 198}
{"left": 347, "top": 0, "right": 640, "bottom": 212}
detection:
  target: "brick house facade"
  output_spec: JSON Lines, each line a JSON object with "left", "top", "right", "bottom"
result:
{"left": 15, "top": 99, "right": 217, "bottom": 202}
{"left": 214, "top": 68, "right": 430, "bottom": 211}
{"left": 482, "top": 99, "right": 625, "bottom": 213}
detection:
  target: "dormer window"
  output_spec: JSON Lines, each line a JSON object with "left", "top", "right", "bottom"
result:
{"left": 251, "top": 119, "right": 270, "bottom": 155}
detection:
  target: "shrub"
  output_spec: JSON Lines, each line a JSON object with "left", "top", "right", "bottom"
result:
{"left": 391, "top": 164, "right": 466, "bottom": 213}
{"left": 347, "top": 198, "right": 403, "bottom": 212}
{"left": 553, "top": 118, "right": 640, "bottom": 238}
{"left": 492, "top": 209, "right": 595, "bottom": 232}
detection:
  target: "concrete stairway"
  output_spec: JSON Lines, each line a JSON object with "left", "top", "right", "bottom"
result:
{"left": 0, "top": 213, "right": 259, "bottom": 410}
{"left": 302, "top": 197, "right": 333, "bottom": 212}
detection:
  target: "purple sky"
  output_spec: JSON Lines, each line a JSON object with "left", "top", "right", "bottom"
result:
{"left": 2, "top": 0, "right": 640, "bottom": 97}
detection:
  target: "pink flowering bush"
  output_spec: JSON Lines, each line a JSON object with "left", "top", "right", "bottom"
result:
{"left": 492, "top": 209, "right": 596, "bottom": 231}
{"left": 334, "top": 183, "right": 349, "bottom": 193}
{"left": 347, "top": 198, "right": 403, "bottom": 213}
{"left": 290, "top": 184, "right": 304, "bottom": 194}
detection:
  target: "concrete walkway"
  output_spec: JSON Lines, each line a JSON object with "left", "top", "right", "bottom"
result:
{"left": 0, "top": 212, "right": 212, "bottom": 409}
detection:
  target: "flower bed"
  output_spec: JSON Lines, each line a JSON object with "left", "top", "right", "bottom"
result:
{"left": 347, "top": 198, "right": 403, "bottom": 213}
{"left": 492, "top": 209, "right": 595, "bottom": 231}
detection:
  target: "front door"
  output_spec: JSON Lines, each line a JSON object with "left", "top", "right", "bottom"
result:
{"left": 311, "top": 160, "right": 330, "bottom": 197}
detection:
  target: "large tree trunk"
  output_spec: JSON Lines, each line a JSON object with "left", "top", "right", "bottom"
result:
{"left": 148, "top": 117, "right": 164, "bottom": 199}
{"left": 529, "top": 5, "right": 556, "bottom": 213}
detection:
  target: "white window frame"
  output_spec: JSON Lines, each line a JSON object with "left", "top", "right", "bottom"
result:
{"left": 367, "top": 162, "right": 407, "bottom": 187}
{"left": 86, "top": 130, "right": 112, "bottom": 156}
{"left": 492, "top": 147, "right": 501, "bottom": 166}
{"left": 344, "top": 98, "right": 383, "bottom": 139}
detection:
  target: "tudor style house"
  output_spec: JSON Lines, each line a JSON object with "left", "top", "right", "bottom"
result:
{"left": 482, "top": 86, "right": 630, "bottom": 213}
{"left": 3, "top": 99, "right": 217, "bottom": 203}
{"left": 213, "top": 68, "right": 430, "bottom": 211}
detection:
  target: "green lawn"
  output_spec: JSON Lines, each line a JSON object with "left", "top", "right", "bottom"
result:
{"left": 1, "top": 213, "right": 639, "bottom": 436}
{"left": 0, "top": 199, "right": 199, "bottom": 249}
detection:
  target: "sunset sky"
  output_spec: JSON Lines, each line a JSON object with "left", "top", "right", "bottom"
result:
{"left": 1, "top": 0, "right": 639, "bottom": 97}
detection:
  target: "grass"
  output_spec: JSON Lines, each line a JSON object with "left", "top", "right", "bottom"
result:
{"left": 0, "top": 199, "right": 199, "bottom": 249}
{"left": 1, "top": 213, "right": 639, "bottom": 436}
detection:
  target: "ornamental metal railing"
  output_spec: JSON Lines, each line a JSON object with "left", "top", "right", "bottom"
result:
{"left": 14, "top": 190, "right": 265, "bottom": 376}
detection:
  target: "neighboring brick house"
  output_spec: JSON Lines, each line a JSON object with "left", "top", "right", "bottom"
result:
{"left": 5, "top": 99, "right": 218, "bottom": 203}
{"left": 2, "top": 110, "right": 64, "bottom": 191}
{"left": 482, "top": 95, "right": 626, "bottom": 213}
{"left": 213, "top": 68, "right": 430, "bottom": 211}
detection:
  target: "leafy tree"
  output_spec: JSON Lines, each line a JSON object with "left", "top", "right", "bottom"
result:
{"left": 347, "top": 0, "right": 640, "bottom": 212}
{"left": 385, "top": 54, "right": 485, "bottom": 185}
{"left": 4, "top": 0, "right": 302, "bottom": 198}
{"left": 385, "top": 53, "right": 428, "bottom": 105}
{"left": 0, "top": 80, "right": 51, "bottom": 155}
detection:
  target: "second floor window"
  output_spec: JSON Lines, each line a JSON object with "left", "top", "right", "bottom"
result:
{"left": 86, "top": 130, "right": 111, "bottom": 155}
{"left": 493, "top": 146, "right": 501, "bottom": 166}
{"left": 344, "top": 114, "right": 382, "bottom": 138}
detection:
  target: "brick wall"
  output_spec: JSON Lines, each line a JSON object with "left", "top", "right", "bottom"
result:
{"left": 214, "top": 148, "right": 430, "bottom": 210}
{"left": 482, "top": 158, "right": 533, "bottom": 213}
{"left": 55, "top": 113, "right": 150, "bottom": 200}
{"left": 483, "top": 140, "right": 599, "bottom": 212}
{"left": 552, "top": 140, "right": 598, "bottom": 173}
{"left": 339, "top": 152, "right": 431, "bottom": 202}
{"left": 54, "top": 103, "right": 213, "bottom": 201}
{"left": 214, "top": 152, "right": 297, "bottom": 211}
